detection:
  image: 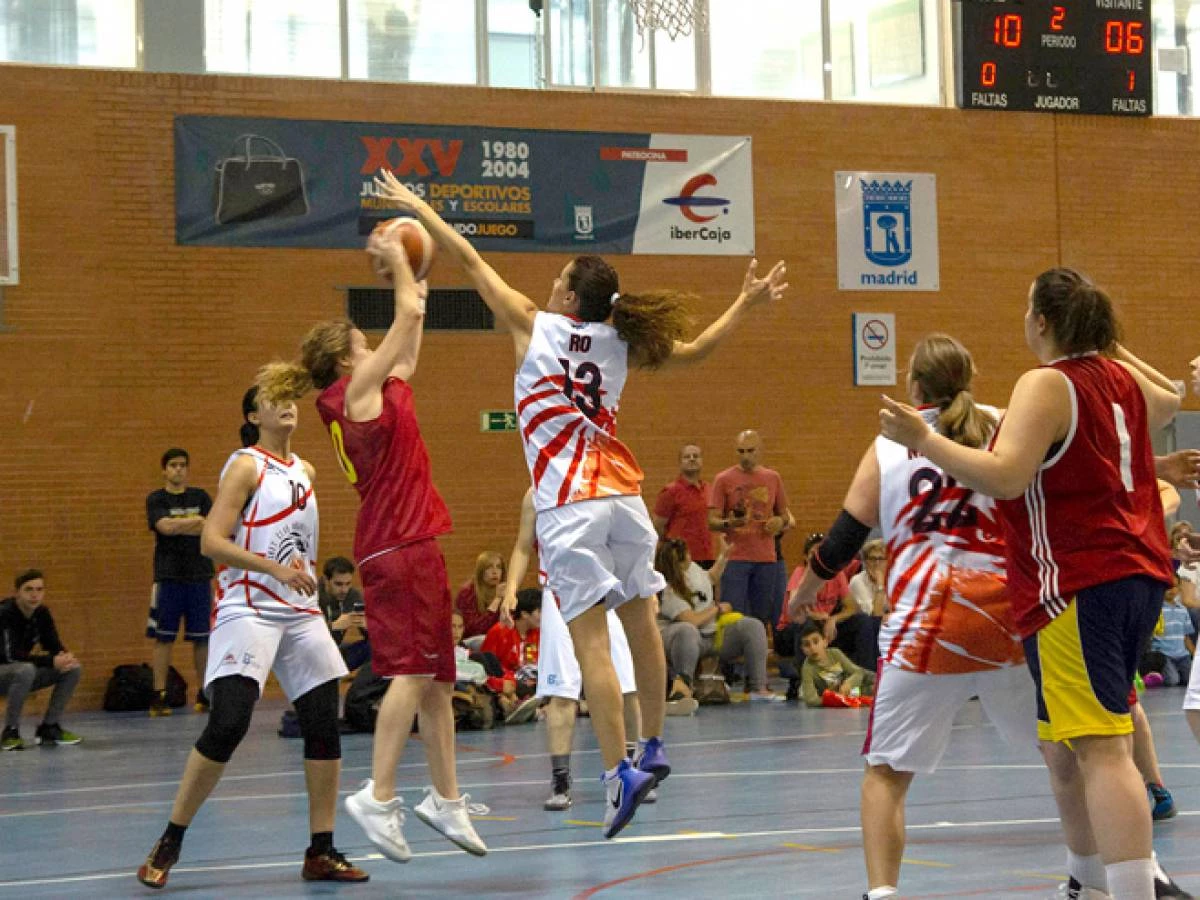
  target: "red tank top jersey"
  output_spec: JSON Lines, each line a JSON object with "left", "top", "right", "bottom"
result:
{"left": 316, "top": 375, "right": 451, "bottom": 562}
{"left": 995, "top": 355, "right": 1172, "bottom": 638}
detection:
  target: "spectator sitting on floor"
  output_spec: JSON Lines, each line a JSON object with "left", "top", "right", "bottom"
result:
{"left": 0, "top": 569, "right": 83, "bottom": 750}
{"left": 318, "top": 556, "right": 370, "bottom": 672}
{"left": 654, "top": 538, "right": 781, "bottom": 702}
{"left": 455, "top": 551, "right": 508, "bottom": 642}
{"left": 797, "top": 620, "right": 875, "bottom": 709}
{"left": 480, "top": 588, "right": 542, "bottom": 723}
{"left": 786, "top": 532, "right": 874, "bottom": 670}
{"left": 1140, "top": 579, "right": 1195, "bottom": 688}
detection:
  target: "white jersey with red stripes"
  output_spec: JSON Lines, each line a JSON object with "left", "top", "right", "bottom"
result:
{"left": 213, "top": 447, "right": 320, "bottom": 626}
{"left": 876, "top": 406, "right": 1024, "bottom": 675}
{"left": 516, "top": 311, "right": 644, "bottom": 513}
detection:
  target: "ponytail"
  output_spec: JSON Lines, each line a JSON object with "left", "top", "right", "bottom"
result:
{"left": 612, "top": 291, "right": 691, "bottom": 370}
{"left": 654, "top": 539, "right": 692, "bottom": 605}
{"left": 239, "top": 421, "right": 259, "bottom": 448}
{"left": 937, "top": 390, "right": 997, "bottom": 449}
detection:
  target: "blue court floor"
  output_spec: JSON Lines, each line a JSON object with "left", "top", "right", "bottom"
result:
{"left": 1, "top": 688, "right": 1197, "bottom": 899}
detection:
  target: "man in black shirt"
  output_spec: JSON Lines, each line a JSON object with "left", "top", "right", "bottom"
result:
{"left": 318, "top": 556, "right": 370, "bottom": 672}
{"left": 0, "top": 569, "right": 82, "bottom": 749}
{"left": 146, "top": 448, "right": 214, "bottom": 716}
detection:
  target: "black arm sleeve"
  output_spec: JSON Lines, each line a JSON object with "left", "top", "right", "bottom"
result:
{"left": 808, "top": 510, "right": 872, "bottom": 580}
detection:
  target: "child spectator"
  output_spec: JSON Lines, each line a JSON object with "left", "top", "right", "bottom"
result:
{"left": 480, "top": 588, "right": 542, "bottom": 723}
{"left": 797, "top": 620, "right": 875, "bottom": 708}
{"left": 1140, "top": 580, "right": 1195, "bottom": 688}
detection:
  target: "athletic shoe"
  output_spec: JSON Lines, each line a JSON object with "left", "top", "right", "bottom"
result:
{"left": 1053, "top": 877, "right": 1111, "bottom": 899}
{"left": 785, "top": 677, "right": 801, "bottom": 702}
{"left": 136, "top": 837, "right": 181, "bottom": 889}
{"left": 414, "top": 788, "right": 488, "bottom": 856}
{"left": 504, "top": 696, "right": 540, "bottom": 725}
{"left": 544, "top": 773, "right": 572, "bottom": 811}
{"left": 35, "top": 723, "right": 81, "bottom": 746}
{"left": 665, "top": 697, "right": 699, "bottom": 716}
{"left": 344, "top": 780, "right": 412, "bottom": 863}
{"left": 193, "top": 691, "right": 210, "bottom": 714}
{"left": 301, "top": 847, "right": 370, "bottom": 882}
{"left": 602, "top": 758, "right": 656, "bottom": 839}
{"left": 642, "top": 787, "right": 658, "bottom": 804}
{"left": 1, "top": 727, "right": 24, "bottom": 751}
{"left": 1155, "top": 865, "right": 1194, "bottom": 899}
{"left": 1149, "top": 783, "right": 1178, "bottom": 820}
{"left": 149, "top": 696, "right": 172, "bottom": 718}
{"left": 1144, "top": 672, "right": 1165, "bottom": 689}
{"left": 634, "top": 736, "right": 671, "bottom": 785}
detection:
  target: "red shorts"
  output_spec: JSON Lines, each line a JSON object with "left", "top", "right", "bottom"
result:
{"left": 360, "top": 539, "right": 455, "bottom": 682}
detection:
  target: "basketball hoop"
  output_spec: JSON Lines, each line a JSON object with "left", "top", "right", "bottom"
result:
{"left": 628, "top": 0, "right": 706, "bottom": 42}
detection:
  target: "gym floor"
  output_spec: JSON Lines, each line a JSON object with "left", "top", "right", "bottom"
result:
{"left": 1, "top": 688, "right": 1196, "bottom": 898}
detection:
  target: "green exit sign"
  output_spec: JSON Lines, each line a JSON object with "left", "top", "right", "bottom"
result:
{"left": 480, "top": 410, "right": 518, "bottom": 433}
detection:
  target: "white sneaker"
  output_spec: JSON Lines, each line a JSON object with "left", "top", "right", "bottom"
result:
{"left": 344, "top": 779, "right": 412, "bottom": 863}
{"left": 414, "top": 788, "right": 488, "bottom": 856}
{"left": 1053, "top": 879, "right": 1111, "bottom": 899}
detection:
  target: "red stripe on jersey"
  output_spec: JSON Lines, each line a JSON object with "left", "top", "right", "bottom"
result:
{"left": 244, "top": 486, "right": 312, "bottom": 527}
{"left": 522, "top": 403, "right": 578, "bottom": 441}
{"left": 517, "top": 383, "right": 565, "bottom": 416}
{"left": 533, "top": 419, "right": 584, "bottom": 488}
{"left": 883, "top": 543, "right": 935, "bottom": 663}
{"left": 556, "top": 430, "right": 588, "bottom": 506}
{"left": 913, "top": 564, "right": 946, "bottom": 673}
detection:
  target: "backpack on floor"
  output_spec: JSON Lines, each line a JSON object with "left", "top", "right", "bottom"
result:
{"left": 342, "top": 661, "right": 389, "bottom": 733}
{"left": 452, "top": 685, "right": 496, "bottom": 731}
{"left": 102, "top": 663, "right": 187, "bottom": 711}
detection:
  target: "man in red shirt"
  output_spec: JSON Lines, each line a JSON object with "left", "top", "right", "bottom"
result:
{"left": 652, "top": 444, "right": 717, "bottom": 569}
{"left": 481, "top": 589, "right": 542, "bottom": 723}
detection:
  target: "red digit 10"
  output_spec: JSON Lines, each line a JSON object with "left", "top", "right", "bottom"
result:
{"left": 1050, "top": 6, "right": 1065, "bottom": 31}
{"left": 1105, "top": 20, "right": 1145, "bottom": 55}
{"left": 981, "top": 61, "right": 997, "bottom": 87}
{"left": 992, "top": 13, "right": 1022, "bottom": 47}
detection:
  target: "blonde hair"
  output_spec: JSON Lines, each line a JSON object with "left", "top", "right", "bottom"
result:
{"left": 253, "top": 319, "right": 356, "bottom": 409}
{"left": 908, "top": 334, "right": 996, "bottom": 449}
{"left": 472, "top": 551, "right": 505, "bottom": 612}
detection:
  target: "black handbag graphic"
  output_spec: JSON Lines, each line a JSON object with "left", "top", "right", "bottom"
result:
{"left": 212, "top": 134, "right": 309, "bottom": 225}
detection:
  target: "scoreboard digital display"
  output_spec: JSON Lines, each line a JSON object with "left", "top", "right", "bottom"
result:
{"left": 956, "top": 0, "right": 1153, "bottom": 116}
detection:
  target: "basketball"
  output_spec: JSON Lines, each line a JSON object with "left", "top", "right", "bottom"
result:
{"left": 369, "top": 217, "right": 435, "bottom": 282}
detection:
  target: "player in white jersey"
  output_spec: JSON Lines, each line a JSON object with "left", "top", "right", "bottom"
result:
{"left": 138, "top": 370, "right": 363, "bottom": 890}
{"left": 504, "top": 488, "right": 642, "bottom": 811}
{"left": 789, "top": 335, "right": 1035, "bottom": 900}
{"left": 374, "top": 168, "right": 788, "bottom": 838}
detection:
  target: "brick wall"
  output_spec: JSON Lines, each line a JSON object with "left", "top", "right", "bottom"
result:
{"left": 0, "top": 66, "right": 1193, "bottom": 709}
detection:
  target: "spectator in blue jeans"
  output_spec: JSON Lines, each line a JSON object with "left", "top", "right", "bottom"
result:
{"left": 707, "top": 430, "right": 795, "bottom": 629}
{"left": 1139, "top": 579, "right": 1195, "bottom": 688}
{"left": 0, "top": 569, "right": 83, "bottom": 750}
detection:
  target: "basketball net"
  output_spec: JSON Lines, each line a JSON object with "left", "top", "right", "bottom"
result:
{"left": 628, "top": 0, "right": 706, "bottom": 42}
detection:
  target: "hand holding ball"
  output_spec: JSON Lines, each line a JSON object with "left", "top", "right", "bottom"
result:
{"left": 368, "top": 217, "right": 435, "bottom": 283}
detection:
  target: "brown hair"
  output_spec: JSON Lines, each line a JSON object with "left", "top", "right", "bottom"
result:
{"left": 472, "top": 551, "right": 505, "bottom": 613}
{"left": 1030, "top": 267, "right": 1121, "bottom": 356}
{"left": 909, "top": 334, "right": 997, "bottom": 449}
{"left": 654, "top": 539, "right": 692, "bottom": 606}
{"left": 300, "top": 319, "right": 357, "bottom": 390}
{"left": 569, "top": 256, "right": 691, "bottom": 370}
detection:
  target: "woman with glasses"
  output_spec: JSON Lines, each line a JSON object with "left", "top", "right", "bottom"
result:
{"left": 789, "top": 334, "right": 1033, "bottom": 900}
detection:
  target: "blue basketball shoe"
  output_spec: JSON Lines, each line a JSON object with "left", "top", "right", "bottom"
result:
{"left": 602, "top": 759, "right": 656, "bottom": 839}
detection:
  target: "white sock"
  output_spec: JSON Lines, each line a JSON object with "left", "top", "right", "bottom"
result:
{"left": 866, "top": 887, "right": 898, "bottom": 899}
{"left": 1151, "top": 850, "right": 1168, "bottom": 882}
{"left": 1105, "top": 858, "right": 1155, "bottom": 900}
{"left": 1069, "top": 851, "right": 1107, "bottom": 890}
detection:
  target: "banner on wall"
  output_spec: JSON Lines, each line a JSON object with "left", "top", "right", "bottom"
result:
{"left": 175, "top": 116, "right": 755, "bottom": 255}
{"left": 835, "top": 171, "right": 938, "bottom": 291}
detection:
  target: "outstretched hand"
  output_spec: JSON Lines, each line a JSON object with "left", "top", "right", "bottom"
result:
{"left": 879, "top": 395, "right": 931, "bottom": 451}
{"left": 374, "top": 168, "right": 422, "bottom": 209}
{"left": 740, "top": 259, "right": 788, "bottom": 306}
{"left": 1157, "top": 449, "right": 1200, "bottom": 490}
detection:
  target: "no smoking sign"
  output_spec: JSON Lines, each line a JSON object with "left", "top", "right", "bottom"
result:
{"left": 852, "top": 313, "right": 896, "bottom": 387}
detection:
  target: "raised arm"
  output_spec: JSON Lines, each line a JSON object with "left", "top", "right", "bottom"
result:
{"left": 1111, "top": 343, "right": 1182, "bottom": 431}
{"left": 201, "top": 456, "right": 316, "bottom": 596}
{"left": 662, "top": 259, "right": 788, "bottom": 368}
{"left": 500, "top": 488, "right": 537, "bottom": 627}
{"left": 880, "top": 367, "right": 1069, "bottom": 500}
{"left": 375, "top": 170, "right": 538, "bottom": 359}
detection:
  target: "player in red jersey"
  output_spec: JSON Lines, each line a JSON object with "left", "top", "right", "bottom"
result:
{"left": 374, "top": 169, "right": 788, "bottom": 839}
{"left": 881, "top": 269, "right": 1180, "bottom": 900}
{"left": 272, "top": 233, "right": 486, "bottom": 864}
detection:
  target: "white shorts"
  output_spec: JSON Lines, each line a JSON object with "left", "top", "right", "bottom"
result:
{"left": 864, "top": 664, "right": 1037, "bottom": 774}
{"left": 206, "top": 613, "right": 348, "bottom": 701}
{"left": 535, "top": 495, "right": 666, "bottom": 623}
{"left": 1185, "top": 647, "right": 1200, "bottom": 711}
{"left": 537, "top": 588, "right": 636, "bottom": 699}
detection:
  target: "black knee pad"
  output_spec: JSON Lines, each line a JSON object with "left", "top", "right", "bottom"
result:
{"left": 294, "top": 679, "right": 341, "bottom": 761}
{"left": 194, "top": 675, "right": 257, "bottom": 763}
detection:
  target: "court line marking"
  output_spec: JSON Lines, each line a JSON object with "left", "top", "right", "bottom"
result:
{"left": 0, "top": 812, "right": 1139, "bottom": 890}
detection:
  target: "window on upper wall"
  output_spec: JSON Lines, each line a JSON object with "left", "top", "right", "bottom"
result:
{"left": 0, "top": 0, "right": 137, "bottom": 68}
{"left": 550, "top": 0, "right": 593, "bottom": 86}
{"left": 1152, "top": 0, "right": 1199, "bottom": 116}
{"left": 709, "top": 0, "right": 824, "bottom": 100}
{"left": 347, "top": 0, "right": 476, "bottom": 85}
{"left": 205, "top": 0, "right": 341, "bottom": 77}
{"left": 830, "top": 0, "right": 941, "bottom": 106}
{"left": 488, "top": 0, "right": 542, "bottom": 89}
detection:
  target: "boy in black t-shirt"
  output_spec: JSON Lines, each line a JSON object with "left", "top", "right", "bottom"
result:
{"left": 145, "top": 448, "right": 214, "bottom": 716}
